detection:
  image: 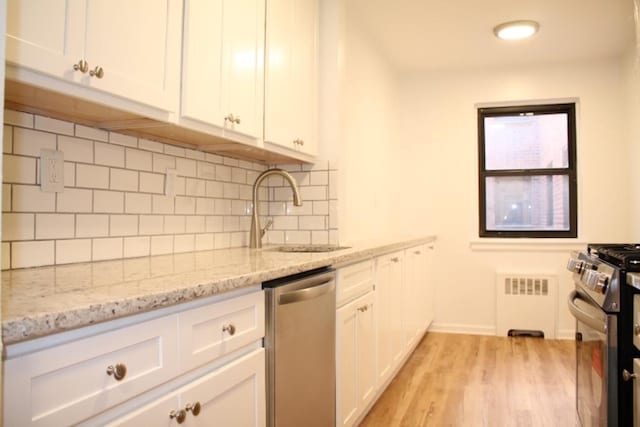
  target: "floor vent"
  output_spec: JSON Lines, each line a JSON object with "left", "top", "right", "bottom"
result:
{"left": 496, "top": 273, "right": 557, "bottom": 339}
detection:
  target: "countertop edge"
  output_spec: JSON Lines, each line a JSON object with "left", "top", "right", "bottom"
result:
{"left": 2, "top": 235, "right": 436, "bottom": 344}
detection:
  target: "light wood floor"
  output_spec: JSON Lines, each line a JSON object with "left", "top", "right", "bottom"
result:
{"left": 360, "top": 332, "right": 577, "bottom": 427}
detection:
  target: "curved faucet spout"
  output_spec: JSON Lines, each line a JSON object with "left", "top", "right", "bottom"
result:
{"left": 250, "top": 168, "right": 303, "bottom": 248}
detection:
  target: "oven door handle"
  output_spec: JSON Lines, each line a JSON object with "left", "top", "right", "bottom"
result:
{"left": 567, "top": 290, "right": 606, "bottom": 333}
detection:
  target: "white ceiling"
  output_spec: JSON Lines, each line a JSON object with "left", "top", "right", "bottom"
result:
{"left": 348, "top": 0, "right": 637, "bottom": 71}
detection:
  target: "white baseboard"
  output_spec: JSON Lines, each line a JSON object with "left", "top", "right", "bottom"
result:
{"left": 555, "top": 328, "right": 576, "bottom": 340}
{"left": 429, "top": 322, "right": 496, "bottom": 336}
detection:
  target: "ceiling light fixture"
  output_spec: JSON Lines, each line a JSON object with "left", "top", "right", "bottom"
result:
{"left": 493, "top": 20, "right": 539, "bottom": 40}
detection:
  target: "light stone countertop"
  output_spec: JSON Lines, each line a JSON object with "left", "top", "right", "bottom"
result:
{"left": 2, "top": 235, "right": 436, "bottom": 344}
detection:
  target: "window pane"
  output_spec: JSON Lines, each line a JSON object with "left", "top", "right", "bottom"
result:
{"left": 485, "top": 175, "right": 570, "bottom": 231}
{"left": 484, "top": 113, "right": 568, "bottom": 170}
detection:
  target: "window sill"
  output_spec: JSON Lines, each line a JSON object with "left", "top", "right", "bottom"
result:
{"left": 469, "top": 238, "right": 587, "bottom": 252}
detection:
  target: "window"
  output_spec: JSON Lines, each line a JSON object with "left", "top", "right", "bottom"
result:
{"left": 478, "top": 103, "right": 577, "bottom": 238}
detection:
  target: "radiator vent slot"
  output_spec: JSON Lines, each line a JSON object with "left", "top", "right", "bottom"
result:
{"left": 496, "top": 273, "right": 558, "bottom": 339}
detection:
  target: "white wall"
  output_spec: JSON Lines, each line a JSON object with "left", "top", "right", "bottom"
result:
{"left": 398, "top": 59, "right": 631, "bottom": 336}
{"left": 626, "top": 0, "right": 640, "bottom": 240}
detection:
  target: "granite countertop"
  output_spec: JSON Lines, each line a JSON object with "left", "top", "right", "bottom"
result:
{"left": 2, "top": 235, "right": 436, "bottom": 344}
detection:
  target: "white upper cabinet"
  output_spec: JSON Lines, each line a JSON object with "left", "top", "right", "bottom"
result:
{"left": 264, "top": 0, "right": 318, "bottom": 160}
{"left": 6, "top": 0, "right": 182, "bottom": 114}
{"left": 181, "top": 0, "right": 265, "bottom": 144}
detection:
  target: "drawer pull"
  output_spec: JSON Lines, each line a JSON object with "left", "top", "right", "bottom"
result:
{"left": 90, "top": 65, "right": 104, "bottom": 79}
{"left": 414, "top": 250, "right": 422, "bottom": 255}
{"left": 106, "top": 363, "right": 127, "bottom": 381}
{"left": 391, "top": 257, "right": 400, "bottom": 263}
{"left": 222, "top": 323, "right": 236, "bottom": 336}
{"left": 186, "top": 401, "right": 201, "bottom": 416}
{"left": 73, "top": 59, "right": 88, "bottom": 73}
{"left": 357, "top": 305, "right": 369, "bottom": 312}
{"left": 169, "top": 409, "right": 187, "bottom": 424}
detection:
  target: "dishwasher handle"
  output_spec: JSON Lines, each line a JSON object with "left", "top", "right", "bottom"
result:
{"left": 568, "top": 290, "right": 606, "bottom": 333}
{"left": 278, "top": 279, "right": 335, "bottom": 305}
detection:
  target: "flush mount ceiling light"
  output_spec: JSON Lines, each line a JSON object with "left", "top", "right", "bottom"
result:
{"left": 493, "top": 20, "right": 539, "bottom": 40}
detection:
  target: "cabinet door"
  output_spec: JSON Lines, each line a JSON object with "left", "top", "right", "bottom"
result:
{"left": 336, "top": 300, "right": 359, "bottom": 427}
{"left": 264, "top": 0, "right": 317, "bottom": 156}
{"left": 375, "top": 251, "right": 404, "bottom": 385}
{"left": 180, "top": 348, "right": 266, "bottom": 427}
{"left": 102, "top": 392, "right": 180, "bottom": 427}
{"left": 83, "top": 0, "right": 182, "bottom": 110}
{"left": 182, "top": 0, "right": 264, "bottom": 139}
{"left": 6, "top": 0, "right": 85, "bottom": 81}
{"left": 404, "top": 245, "right": 427, "bottom": 348}
{"left": 424, "top": 244, "right": 435, "bottom": 329}
{"left": 356, "top": 291, "right": 377, "bottom": 413}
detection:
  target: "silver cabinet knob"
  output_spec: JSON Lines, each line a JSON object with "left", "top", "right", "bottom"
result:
{"left": 623, "top": 369, "right": 637, "bottom": 381}
{"left": 293, "top": 138, "right": 305, "bottom": 146}
{"left": 414, "top": 250, "right": 421, "bottom": 255}
{"left": 186, "top": 401, "right": 201, "bottom": 416}
{"left": 357, "top": 304, "right": 369, "bottom": 312}
{"left": 222, "top": 323, "right": 236, "bottom": 335}
{"left": 224, "top": 114, "right": 241, "bottom": 124}
{"left": 106, "top": 363, "right": 127, "bottom": 381}
{"left": 391, "top": 257, "right": 400, "bottom": 263}
{"left": 169, "top": 409, "right": 187, "bottom": 424}
{"left": 635, "top": 323, "right": 640, "bottom": 336}
{"left": 89, "top": 66, "right": 104, "bottom": 78}
{"left": 73, "top": 59, "right": 89, "bottom": 73}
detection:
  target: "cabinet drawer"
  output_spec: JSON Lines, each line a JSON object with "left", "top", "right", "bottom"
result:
{"left": 337, "top": 260, "right": 374, "bottom": 307}
{"left": 4, "top": 315, "right": 179, "bottom": 427}
{"left": 179, "top": 291, "right": 265, "bottom": 371}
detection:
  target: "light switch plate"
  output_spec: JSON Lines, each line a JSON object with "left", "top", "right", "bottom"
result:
{"left": 40, "top": 149, "right": 64, "bottom": 193}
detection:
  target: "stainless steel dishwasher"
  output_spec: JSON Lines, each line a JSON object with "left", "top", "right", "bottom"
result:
{"left": 264, "top": 267, "right": 336, "bottom": 427}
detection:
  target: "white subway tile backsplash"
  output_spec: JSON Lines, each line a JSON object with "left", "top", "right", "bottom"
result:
{"left": 151, "top": 235, "right": 173, "bottom": 255}
{"left": 76, "top": 214, "right": 109, "bottom": 238}
{"left": 4, "top": 125, "right": 13, "bottom": 154}
{"left": 164, "top": 215, "right": 185, "bottom": 234}
{"left": 58, "top": 135, "right": 94, "bottom": 163}
{"left": 4, "top": 155, "right": 36, "bottom": 184}
{"left": 124, "top": 236, "right": 150, "bottom": 258}
{"left": 13, "top": 185, "right": 55, "bottom": 212}
{"left": 3, "top": 213, "right": 34, "bottom": 241}
{"left": 93, "top": 237, "right": 123, "bottom": 261}
{"left": 109, "top": 132, "right": 138, "bottom": 148}
{"left": 110, "top": 168, "right": 138, "bottom": 192}
{"left": 36, "top": 214, "right": 75, "bottom": 239}
{"left": 139, "top": 215, "right": 164, "bottom": 235}
{"left": 126, "top": 148, "right": 153, "bottom": 171}
{"left": 139, "top": 172, "right": 164, "bottom": 194}
{"left": 57, "top": 188, "right": 92, "bottom": 213}
{"left": 75, "top": 124, "right": 108, "bottom": 142}
{"left": 186, "top": 216, "right": 205, "bottom": 233}
{"left": 95, "top": 142, "right": 125, "bottom": 167}
{"left": 174, "top": 234, "right": 195, "bottom": 253}
{"left": 152, "top": 195, "right": 175, "bottom": 214}
{"left": 2, "top": 242, "right": 10, "bottom": 269}
{"left": 94, "top": 190, "right": 124, "bottom": 213}
{"left": 13, "top": 128, "right": 56, "bottom": 156}
{"left": 56, "top": 239, "right": 91, "bottom": 264}
{"left": 110, "top": 215, "right": 138, "bottom": 236}
{"left": 76, "top": 164, "right": 109, "bottom": 189}
{"left": 152, "top": 153, "right": 175, "bottom": 173}
{"left": 1, "top": 110, "right": 338, "bottom": 269}
{"left": 35, "top": 116, "right": 74, "bottom": 136}
{"left": 125, "top": 193, "right": 151, "bottom": 214}
{"left": 3, "top": 184, "right": 11, "bottom": 211}
{"left": 12, "top": 240, "right": 54, "bottom": 268}
{"left": 139, "top": 138, "right": 164, "bottom": 153}
{"left": 329, "top": 171, "right": 338, "bottom": 199}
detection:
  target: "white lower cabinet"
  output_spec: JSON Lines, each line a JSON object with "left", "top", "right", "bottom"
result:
{"left": 101, "top": 348, "right": 265, "bottom": 427}
{"left": 336, "top": 291, "right": 376, "bottom": 427}
{"left": 3, "top": 289, "right": 265, "bottom": 427}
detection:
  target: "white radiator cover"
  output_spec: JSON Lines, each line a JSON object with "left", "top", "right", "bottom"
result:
{"left": 495, "top": 273, "right": 558, "bottom": 339}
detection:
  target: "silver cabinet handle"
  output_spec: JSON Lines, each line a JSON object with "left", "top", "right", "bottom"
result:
{"left": 357, "top": 304, "right": 369, "bottom": 312}
{"left": 169, "top": 409, "right": 186, "bottom": 424}
{"left": 567, "top": 291, "right": 606, "bottom": 333}
{"left": 185, "top": 401, "right": 201, "bottom": 416}
{"left": 89, "top": 66, "right": 104, "bottom": 78}
{"left": 414, "top": 250, "right": 421, "bottom": 255}
{"left": 73, "top": 59, "right": 89, "bottom": 73}
{"left": 278, "top": 279, "right": 335, "bottom": 305}
{"left": 224, "top": 114, "right": 241, "bottom": 124}
{"left": 391, "top": 257, "right": 400, "bottom": 263}
{"left": 106, "top": 363, "right": 127, "bottom": 381}
{"left": 222, "top": 324, "right": 236, "bottom": 335}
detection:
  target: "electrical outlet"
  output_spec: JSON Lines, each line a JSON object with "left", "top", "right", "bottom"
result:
{"left": 40, "top": 149, "right": 64, "bottom": 193}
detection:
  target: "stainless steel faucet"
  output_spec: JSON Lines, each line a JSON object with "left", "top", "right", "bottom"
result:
{"left": 250, "top": 168, "right": 302, "bottom": 248}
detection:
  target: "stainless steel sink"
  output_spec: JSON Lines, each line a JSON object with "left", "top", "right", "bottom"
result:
{"left": 268, "top": 245, "right": 351, "bottom": 253}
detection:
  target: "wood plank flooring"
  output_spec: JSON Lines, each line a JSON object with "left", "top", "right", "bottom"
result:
{"left": 360, "top": 332, "right": 576, "bottom": 427}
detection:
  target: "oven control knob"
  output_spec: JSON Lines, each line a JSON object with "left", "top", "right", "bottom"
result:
{"left": 594, "top": 274, "right": 609, "bottom": 294}
{"left": 567, "top": 258, "right": 584, "bottom": 274}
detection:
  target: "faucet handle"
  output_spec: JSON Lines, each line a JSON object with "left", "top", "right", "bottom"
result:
{"left": 261, "top": 218, "right": 273, "bottom": 237}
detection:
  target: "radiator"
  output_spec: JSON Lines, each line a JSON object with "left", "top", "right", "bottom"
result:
{"left": 495, "top": 273, "right": 558, "bottom": 339}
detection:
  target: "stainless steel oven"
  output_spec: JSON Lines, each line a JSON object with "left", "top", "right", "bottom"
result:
{"left": 569, "top": 289, "right": 618, "bottom": 426}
